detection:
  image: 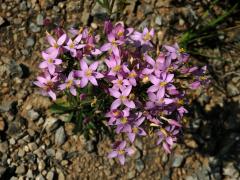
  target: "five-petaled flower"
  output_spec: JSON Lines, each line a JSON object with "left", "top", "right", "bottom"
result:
{"left": 59, "top": 71, "right": 80, "bottom": 96}
{"left": 46, "top": 32, "right": 66, "bottom": 55}
{"left": 39, "top": 50, "right": 62, "bottom": 75}
{"left": 75, "top": 59, "right": 103, "bottom": 87}
{"left": 109, "top": 86, "right": 136, "bottom": 109}
{"left": 108, "top": 141, "right": 135, "bottom": 165}
{"left": 34, "top": 72, "right": 58, "bottom": 100}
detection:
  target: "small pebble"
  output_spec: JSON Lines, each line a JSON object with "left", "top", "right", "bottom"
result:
{"left": 15, "top": 165, "right": 26, "bottom": 175}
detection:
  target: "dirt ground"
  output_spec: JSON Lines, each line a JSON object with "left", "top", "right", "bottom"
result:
{"left": 0, "top": 0, "right": 240, "bottom": 179}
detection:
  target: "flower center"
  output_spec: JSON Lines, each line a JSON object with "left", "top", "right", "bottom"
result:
{"left": 120, "top": 95, "right": 127, "bottom": 101}
{"left": 54, "top": 43, "right": 58, "bottom": 48}
{"left": 120, "top": 117, "right": 128, "bottom": 124}
{"left": 118, "top": 150, "right": 125, "bottom": 155}
{"left": 85, "top": 69, "right": 92, "bottom": 77}
{"left": 142, "top": 76, "right": 149, "bottom": 83}
{"left": 113, "top": 110, "right": 120, "bottom": 117}
{"left": 48, "top": 58, "right": 53, "bottom": 63}
{"left": 128, "top": 72, "right": 137, "bottom": 78}
{"left": 113, "top": 65, "right": 121, "bottom": 72}
{"left": 143, "top": 32, "right": 151, "bottom": 41}
{"left": 159, "top": 98, "right": 164, "bottom": 103}
{"left": 111, "top": 40, "right": 117, "bottom": 47}
{"left": 66, "top": 80, "right": 73, "bottom": 88}
{"left": 117, "top": 31, "right": 124, "bottom": 37}
{"left": 200, "top": 76, "right": 207, "bottom": 81}
{"left": 129, "top": 93, "right": 135, "bottom": 100}
{"left": 132, "top": 127, "right": 138, "bottom": 133}
{"left": 117, "top": 79, "right": 123, "bottom": 85}
{"left": 178, "top": 48, "right": 185, "bottom": 53}
{"left": 86, "top": 45, "right": 93, "bottom": 52}
{"left": 44, "top": 81, "right": 54, "bottom": 90}
{"left": 70, "top": 42, "right": 75, "bottom": 49}
{"left": 159, "top": 82, "right": 167, "bottom": 87}
{"left": 178, "top": 99, "right": 184, "bottom": 105}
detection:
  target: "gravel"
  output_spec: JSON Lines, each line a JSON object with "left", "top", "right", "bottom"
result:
{"left": 55, "top": 127, "right": 66, "bottom": 146}
{"left": 0, "top": 141, "right": 9, "bottom": 153}
{"left": 29, "top": 22, "right": 41, "bottom": 33}
{"left": 172, "top": 154, "right": 184, "bottom": 168}
{"left": 36, "top": 14, "right": 44, "bottom": 26}
{"left": 0, "top": 16, "right": 5, "bottom": 26}
{"left": 15, "top": 165, "right": 26, "bottom": 175}
{"left": 26, "top": 37, "right": 35, "bottom": 47}
{"left": 135, "top": 159, "right": 145, "bottom": 172}
{"left": 0, "top": 0, "right": 239, "bottom": 179}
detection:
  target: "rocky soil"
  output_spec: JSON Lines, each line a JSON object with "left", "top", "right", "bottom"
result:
{"left": 0, "top": 0, "right": 240, "bottom": 179}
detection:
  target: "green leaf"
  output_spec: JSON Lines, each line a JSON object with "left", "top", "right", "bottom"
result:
{"left": 50, "top": 103, "right": 72, "bottom": 114}
{"left": 96, "top": 0, "right": 104, "bottom": 5}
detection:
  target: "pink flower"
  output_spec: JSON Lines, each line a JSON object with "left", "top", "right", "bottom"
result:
{"left": 83, "top": 36, "right": 102, "bottom": 56}
{"left": 101, "top": 33, "right": 123, "bottom": 57}
{"left": 148, "top": 73, "right": 174, "bottom": 96}
{"left": 64, "top": 35, "right": 85, "bottom": 57}
{"left": 59, "top": 71, "right": 80, "bottom": 96}
{"left": 39, "top": 51, "right": 62, "bottom": 75}
{"left": 123, "top": 65, "right": 138, "bottom": 86}
{"left": 143, "top": 54, "right": 168, "bottom": 76}
{"left": 106, "top": 109, "right": 124, "bottom": 125}
{"left": 131, "top": 27, "right": 154, "bottom": 46}
{"left": 127, "top": 115, "right": 146, "bottom": 143}
{"left": 34, "top": 72, "right": 58, "bottom": 100}
{"left": 111, "top": 74, "right": 130, "bottom": 90}
{"left": 146, "top": 91, "right": 174, "bottom": 109}
{"left": 109, "top": 86, "right": 135, "bottom": 109}
{"left": 46, "top": 32, "right": 66, "bottom": 55}
{"left": 157, "top": 126, "right": 179, "bottom": 153}
{"left": 105, "top": 56, "right": 122, "bottom": 76}
{"left": 108, "top": 141, "right": 134, "bottom": 165}
{"left": 75, "top": 59, "right": 103, "bottom": 87}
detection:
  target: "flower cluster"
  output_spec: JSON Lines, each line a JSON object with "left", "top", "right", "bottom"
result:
{"left": 35, "top": 21, "right": 209, "bottom": 165}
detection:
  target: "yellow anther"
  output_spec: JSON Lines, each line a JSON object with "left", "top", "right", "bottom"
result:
{"left": 118, "top": 150, "right": 125, "bottom": 155}
{"left": 113, "top": 65, "right": 121, "bottom": 72}
{"left": 66, "top": 80, "right": 73, "bottom": 88}
{"left": 70, "top": 42, "right": 75, "bottom": 49}
{"left": 120, "top": 117, "right": 128, "bottom": 124}
{"left": 142, "top": 76, "right": 149, "bottom": 84}
{"left": 159, "top": 82, "right": 167, "bottom": 87}
{"left": 48, "top": 58, "right": 53, "bottom": 63}
{"left": 179, "top": 48, "right": 185, "bottom": 53}
{"left": 85, "top": 69, "right": 92, "bottom": 77}
{"left": 132, "top": 127, "right": 138, "bottom": 133}
{"left": 129, "top": 72, "right": 137, "bottom": 78}
{"left": 143, "top": 32, "right": 151, "bottom": 41}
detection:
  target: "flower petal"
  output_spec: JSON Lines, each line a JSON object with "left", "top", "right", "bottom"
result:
{"left": 89, "top": 76, "right": 98, "bottom": 86}
{"left": 108, "top": 151, "right": 118, "bottom": 158}
{"left": 122, "top": 86, "right": 132, "bottom": 96}
{"left": 70, "top": 87, "right": 77, "bottom": 96}
{"left": 80, "top": 60, "right": 88, "bottom": 71}
{"left": 57, "top": 34, "right": 67, "bottom": 45}
{"left": 123, "top": 100, "right": 135, "bottom": 109}
{"left": 47, "top": 35, "right": 56, "bottom": 46}
{"left": 127, "top": 133, "right": 136, "bottom": 143}
{"left": 80, "top": 77, "right": 88, "bottom": 87}
{"left": 111, "top": 99, "right": 121, "bottom": 109}
{"left": 100, "top": 43, "right": 111, "bottom": 51}
{"left": 48, "top": 90, "right": 56, "bottom": 100}
{"left": 118, "top": 155, "right": 125, "bottom": 165}
{"left": 89, "top": 61, "right": 98, "bottom": 71}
